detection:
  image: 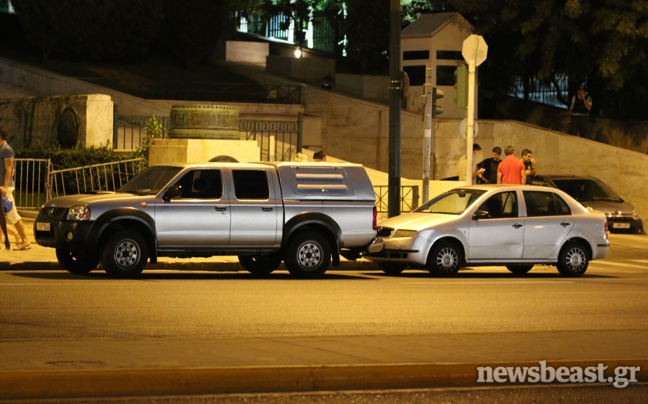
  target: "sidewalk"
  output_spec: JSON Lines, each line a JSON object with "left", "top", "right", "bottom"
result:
{"left": 1, "top": 213, "right": 647, "bottom": 400}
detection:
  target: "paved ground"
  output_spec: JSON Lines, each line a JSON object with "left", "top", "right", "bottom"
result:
{"left": 1, "top": 212, "right": 646, "bottom": 400}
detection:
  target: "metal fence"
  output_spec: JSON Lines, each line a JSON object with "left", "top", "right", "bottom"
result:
{"left": 115, "top": 116, "right": 170, "bottom": 150}
{"left": 374, "top": 185, "right": 420, "bottom": 216}
{"left": 13, "top": 158, "right": 53, "bottom": 210}
{"left": 14, "top": 157, "right": 420, "bottom": 219}
{"left": 49, "top": 159, "right": 146, "bottom": 198}
{"left": 240, "top": 118, "right": 301, "bottom": 161}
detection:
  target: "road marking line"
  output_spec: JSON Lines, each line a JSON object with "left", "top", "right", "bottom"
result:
{"left": 402, "top": 281, "right": 574, "bottom": 284}
{"left": 590, "top": 261, "right": 648, "bottom": 269}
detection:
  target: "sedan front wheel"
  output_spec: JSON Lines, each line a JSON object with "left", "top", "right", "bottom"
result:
{"left": 427, "top": 241, "right": 462, "bottom": 277}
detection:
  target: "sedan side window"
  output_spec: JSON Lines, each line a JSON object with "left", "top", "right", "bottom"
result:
{"left": 175, "top": 170, "right": 223, "bottom": 199}
{"left": 478, "top": 191, "right": 518, "bottom": 219}
{"left": 523, "top": 191, "right": 571, "bottom": 216}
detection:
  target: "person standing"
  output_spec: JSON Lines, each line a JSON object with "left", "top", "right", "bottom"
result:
{"left": 457, "top": 143, "right": 483, "bottom": 182}
{"left": 0, "top": 127, "right": 31, "bottom": 250}
{"left": 497, "top": 145, "right": 526, "bottom": 185}
{"left": 569, "top": 85, "right": 592, "bottom": 138}
{"left": 313, "top": 151, "right": 326, "bottom": 162}
{"left": 520, "top": 148, "right": 536, "bottom": 185}
{"left": 477, "top": 146, "right": 502, "bottom": 184}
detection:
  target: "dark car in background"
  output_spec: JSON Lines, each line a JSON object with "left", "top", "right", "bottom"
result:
{"left": 532, "top": 175, "right": 643, "bottom": 234}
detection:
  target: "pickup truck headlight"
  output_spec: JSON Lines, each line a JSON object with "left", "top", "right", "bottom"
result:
{"left": 392, "top": 229, "right": 418, "bottom": 238}
{"left": 66, "top": 206, "right": 90, "bottom": 221}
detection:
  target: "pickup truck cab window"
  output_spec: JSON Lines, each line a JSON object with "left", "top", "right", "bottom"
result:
{"left": 175, "top": 169, "right": 223, "bottom": 199}
{"left": 232, "top": 170, "right": 269, "bottom": 200}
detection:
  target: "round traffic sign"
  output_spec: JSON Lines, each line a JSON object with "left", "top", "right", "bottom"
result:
{"left": 459, "top": 118, "right": 479, "bottom": 139}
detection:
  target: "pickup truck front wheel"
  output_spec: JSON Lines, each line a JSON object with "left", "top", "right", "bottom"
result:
{"left": 238, "top": 254, "right": 281, "bottom": 276}
{"left": 285, "top": 231, "right": 331, "bottom": 278}
{"left": 101, "top": 230, "right": 149, "bottom": 278}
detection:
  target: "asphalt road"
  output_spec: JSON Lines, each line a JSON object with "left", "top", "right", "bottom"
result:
{"left": 0, "top": 234, "right": 646, "bottom": 401}
{"left": 0, "top": 236, "right": 647, "bottom": 341}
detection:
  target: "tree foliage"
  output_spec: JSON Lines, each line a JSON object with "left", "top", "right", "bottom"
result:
{"left": 11, "top": 0, "right": 164, "bottom": 62}
{"left": 156, "top": 0, "right": 230, "bottom": 69}
{"left": 404, "top": 0, "right": 648, "bottom": 97}
{"left": 341, "top": 0, "right": 390, "bottom": 74}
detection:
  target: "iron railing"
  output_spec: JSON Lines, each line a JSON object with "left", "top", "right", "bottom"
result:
{"left": 374, "top": 185, "right": 420, "bottom": 216}
{"left": 240, "top": 118, "right": 301, "bottom": 161}
{"left": 14, "top": 158, "right": 420, "bottom": 220}
{"left": 49, "top": 158, "right": 146, "bottom": 198}
{"left": 115, "top": 115, "right": 170, "bottom": 150}
{"left": 13, "top": 158, "right": 53, "bottom": 210}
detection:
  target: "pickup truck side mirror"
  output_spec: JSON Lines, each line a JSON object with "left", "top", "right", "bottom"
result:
{"left": 472, "top": 210, "right": 490, "bottom": 220}
{"left": 163, "top": 185, "right": 182, "bottom": 201}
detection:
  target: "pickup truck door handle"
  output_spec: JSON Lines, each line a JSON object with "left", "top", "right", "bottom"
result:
{"left": 560, "top": 221, "right": 571, "bottom": 227}
{"left": 215, "top": 206, "right": 227, "bottom": 212}
{"left": 512, "top": 223, "right": 523, "bottom": 229}
{"left": 262, "top": 206, "right": 273, "bottom": 212}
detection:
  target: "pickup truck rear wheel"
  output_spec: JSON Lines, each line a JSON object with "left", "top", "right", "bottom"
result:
{"left": 101, "top": 230, "right": 148, "bottom": 278}
{"left": 238, "top": 254, "right": 281, "bottom": 276}
{"left": 56, "top": 249, "right": 99, "bottom": 275}
{"left": 285, "top": 231, "right": 331, "bottom": 278}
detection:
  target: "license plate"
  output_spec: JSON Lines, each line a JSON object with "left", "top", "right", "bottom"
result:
{"left": 36, "top": 222, "right": 51, "bottom": 231}
{"left": 613, "top": 222, "right": 631, "bottom": 229}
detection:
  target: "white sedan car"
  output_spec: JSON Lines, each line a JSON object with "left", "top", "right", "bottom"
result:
{"left": 368, "top": 185, "right": 609, "bottom": 277}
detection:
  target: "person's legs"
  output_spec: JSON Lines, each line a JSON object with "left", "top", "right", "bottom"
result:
{"left": 12, "top": 219, "right": 30, "bottom": 249}
{"left": 6, "top": 188, "right": 30, "bottom": 250}
{"left": 570, "top": 116, "right": 582, "bottom": 136}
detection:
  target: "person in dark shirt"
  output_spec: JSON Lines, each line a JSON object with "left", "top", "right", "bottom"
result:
{"left": 477, "top": 146, "right": 502, "bottom": 184}
{"left": 520, "top": 148, "right": 536, "bottom": 185}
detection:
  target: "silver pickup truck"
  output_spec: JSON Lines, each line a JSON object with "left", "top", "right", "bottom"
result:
{"left": 34, "top": 162, "right": 381, "bottom": 278}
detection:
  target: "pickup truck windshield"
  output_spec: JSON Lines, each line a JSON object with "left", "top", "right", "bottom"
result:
{"left": 415, "top": 189, "right": 485, "bottom": 215}
{"left": 117, "top": 166, "right": 182, "bottom": 195}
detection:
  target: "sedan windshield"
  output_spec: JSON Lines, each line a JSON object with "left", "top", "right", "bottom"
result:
{"left": 415, "top": 189, "right": 486, "bottom": 215}
{"left": 117, "top": 166, "right": 182, "bottom": 195}
{"left": 553, "top": 179, "right": 622, "bottom": 202}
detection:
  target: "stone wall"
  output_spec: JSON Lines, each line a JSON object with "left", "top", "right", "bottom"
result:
{"left": 302, "top": 86, "right": 426, "bottom": 180}
{"left": 0, "top": 94, "right": 113, "bottom": 148}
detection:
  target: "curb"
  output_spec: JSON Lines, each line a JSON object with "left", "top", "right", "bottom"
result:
{"left": 1, "top": 359, "right": 646, "bottom": 400}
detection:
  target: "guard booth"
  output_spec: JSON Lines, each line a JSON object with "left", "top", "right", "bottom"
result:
{"left": 401, "top": 12, "right": 476, "bottom": 119}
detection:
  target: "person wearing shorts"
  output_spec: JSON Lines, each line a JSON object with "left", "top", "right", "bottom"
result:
{"left": 0, "top": 127, "right": 31, "bottom": 250}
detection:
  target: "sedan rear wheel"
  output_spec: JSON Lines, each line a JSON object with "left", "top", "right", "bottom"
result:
{"left": 427, "top": 241, "right": 462, "bottom": 277}
{"left": 557, "top": 241, "right": 589, "bottom": 277}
